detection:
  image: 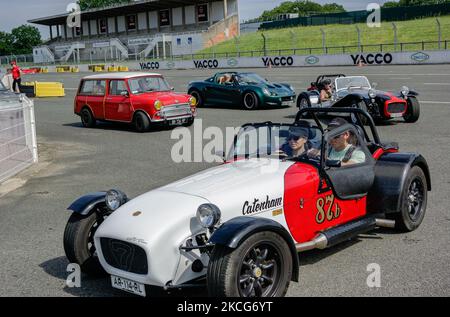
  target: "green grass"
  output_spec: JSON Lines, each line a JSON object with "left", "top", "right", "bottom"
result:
{"left": 194, "top": 15, "right": 450, "bottom": 58}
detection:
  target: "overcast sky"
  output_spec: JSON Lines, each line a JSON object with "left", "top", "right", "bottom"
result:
{"left": 0, "top": 0, "right": 391, "bottom": 38}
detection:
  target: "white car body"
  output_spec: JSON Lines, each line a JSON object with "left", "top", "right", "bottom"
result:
{"left": 94, "top": 158, "right": 295, "bottom": 288}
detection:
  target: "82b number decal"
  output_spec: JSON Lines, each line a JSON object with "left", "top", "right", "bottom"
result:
{"left": 316, "top": 194, "right": 341, "bottom": 224}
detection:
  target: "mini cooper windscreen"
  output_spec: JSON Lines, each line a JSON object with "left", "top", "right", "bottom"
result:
{"left": 230, "top": 124, "right": 323, "bottom": 160}
{"left": 128, "top": 76, "right": 172, "bottom": 94}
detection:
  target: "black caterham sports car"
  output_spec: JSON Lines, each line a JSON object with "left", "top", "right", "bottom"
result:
{"left": 297, "top": 74, "right": 420, "bottom": 123}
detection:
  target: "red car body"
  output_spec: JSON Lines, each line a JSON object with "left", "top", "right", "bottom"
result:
{"left": 74, "top": 72, "right": 197, "bottom": 131}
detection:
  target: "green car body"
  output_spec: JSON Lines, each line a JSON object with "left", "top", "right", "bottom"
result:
{"left": 187, "top": 72, "right": 296, "bottom": 110}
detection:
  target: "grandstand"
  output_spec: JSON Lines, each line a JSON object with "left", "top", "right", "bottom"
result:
{"left": 28, "top": 0, "right": 239, "bottom": 63}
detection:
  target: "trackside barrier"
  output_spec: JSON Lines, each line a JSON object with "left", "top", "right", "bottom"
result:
{"left": 118, "top": 66, "right": 129, "bottom": 71}
{"left": 0, "top": 96, "right": 38, "bottom": 184}
{"left": 108, "top": 66, "right": 119, "bottom": 72}
{"left": 20, "top": 82, "right": 65, "bottom": 98}
{"left": 89, "top": 64, "right": 106, "bottom": 72}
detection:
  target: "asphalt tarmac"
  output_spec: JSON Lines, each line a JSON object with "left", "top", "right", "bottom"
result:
{"left": 0, "top": 64, "right": 449, "bottom": 297}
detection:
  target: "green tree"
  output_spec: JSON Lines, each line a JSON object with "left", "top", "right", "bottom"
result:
{"left": 0, "top": 31, "right": 14, "bottom": 56}
{"left": 258, "top": 1, "right": 345, "bottom": 21}
{"left": 10, "top": 25, "right": 42, "bottom": 55}
{"left": 77, "top": 0, "right": 131, "bottom": 11}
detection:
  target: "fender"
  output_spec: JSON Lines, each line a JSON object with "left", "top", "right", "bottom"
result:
{"left": 67, "top": 192, "right": 106, "bottom": 216}
{"left": 297, "top": 91, "right": 318, "bottom": 107}
{"left": 209, "top": 216, "right": 299, "bottom": 282}
{"left": 407, "top": 90, "right": 420, "bottom": 97}
{"left": 332, "top": 93, "right": 365, "bottom": 108}
{"left": 367, "top": 153, "right": 431, "bottom": 214}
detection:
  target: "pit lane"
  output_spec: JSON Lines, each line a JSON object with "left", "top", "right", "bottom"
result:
{"left": 0, "top": 64, "right": 449, "bottom": 297}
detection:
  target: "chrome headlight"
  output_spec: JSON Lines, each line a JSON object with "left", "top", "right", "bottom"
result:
{"left": 401, "top": 86, "right": 409, "bottom": 97}
{"left": 105, "top": 189, "right": 128, "bottom": 211}
{"left": 196, "top": 204, "right": 221, "bottom": 229}
{"left": 262, "top": 87, "right": 271, "bottom": 96}
{"left": 289, "top": 85, "right": 295, "bottom": 92}
{"left": 189, "top": 96, "right": 196, "bottom": 107}
{"left": 368, "top": 89, "right": 376, "bottom": 99}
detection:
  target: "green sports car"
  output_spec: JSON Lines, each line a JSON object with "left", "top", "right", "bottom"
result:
{"left": 187, "top": 72, "right": 296, "bottom": 110}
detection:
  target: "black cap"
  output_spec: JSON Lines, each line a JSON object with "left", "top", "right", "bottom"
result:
{"left": 326, "top": 117, "right": 348, "bottom": 131}
{"left": 322, "top": 79, "right": 332, "bottom": 85}
{"left": 288, "top": 127, "right": 309, "bottom": 139}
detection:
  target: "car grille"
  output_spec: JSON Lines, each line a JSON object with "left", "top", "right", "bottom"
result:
{"left": 100, "top": 238, "right": 148, "bottom": 275}
{"left": 161, "top": 104, "right": 191, "bottom": 118}
{"left": 387, "top": 102, "right": 406, "bottom": 114}
{"left": 281, "top": 96, "right": 294, "bottom": 102}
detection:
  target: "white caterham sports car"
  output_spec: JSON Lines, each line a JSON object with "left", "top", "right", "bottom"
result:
{"left": 64, "top": 108, "right": 430, "bottom": 297}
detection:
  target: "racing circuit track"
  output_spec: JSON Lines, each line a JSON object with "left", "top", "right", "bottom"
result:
{"left": 0, "top": 64, "right": 449, "bottom": 297}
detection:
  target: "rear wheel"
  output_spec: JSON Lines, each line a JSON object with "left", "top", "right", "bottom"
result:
{"left": 80, "top": 108, "right": 96, "bottom": 128}
{"left": 63, "top": 212, "right": 107, "bottom": 276}
{"left": 207, "top": 231, "right": 292, "bottom": 297}
{"left": 404, "top": 97, "right": 420, "bottom": 123}
{"left": 388, "top": 166, "right": 427, "bottom": 232}
{"left": 189, "top": 90, "right": 204, "bottom": 108}
{"left": 242, "top": 92, "right": 260, "bottom": 110}
{"left": 134, "top": 112, "right": 150, "bottom": 133}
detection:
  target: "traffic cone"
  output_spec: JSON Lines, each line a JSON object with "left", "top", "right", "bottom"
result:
{"left": 358, "top": 58, "right": 365, "bottom": 67}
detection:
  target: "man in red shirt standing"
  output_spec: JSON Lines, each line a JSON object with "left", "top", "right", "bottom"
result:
{"left": 11, "top": 61, "right": 22, "bottom": 93}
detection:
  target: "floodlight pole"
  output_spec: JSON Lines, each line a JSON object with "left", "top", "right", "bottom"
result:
{"left": 261, "top": 33, "right": 267, "bottom": 56}
{"left": 355, "top": 25, "right": 361, "bottom": 53}
{"left": 320, "top": 28, "right": 326, "bottom": 54}
{"left": 436, "top": 18, "right": 441, "bottom": 50}
{"left": 392, "top": 22, "right": 398, "bottom": 51}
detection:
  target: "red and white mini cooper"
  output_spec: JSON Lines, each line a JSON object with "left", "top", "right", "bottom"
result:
{"left": 74, "top": 72, "right": 197, "bottom": 132}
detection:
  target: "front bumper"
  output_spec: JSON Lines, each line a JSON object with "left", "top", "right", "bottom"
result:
{"left": 264, "top": 94, "right": 296, "bottom": 106}
{"left": 151, "top": 103, "right": 197, "bottom": 123}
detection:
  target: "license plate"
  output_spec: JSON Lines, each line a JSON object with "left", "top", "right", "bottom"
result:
{"left": 111, "top": 275, "right": 146, "bottom": 297}
{"left": 390, "top": 113, "right": 403, "bottom": 118}
{"left": 169, "top": 118, "right": 187, "bottom": 126}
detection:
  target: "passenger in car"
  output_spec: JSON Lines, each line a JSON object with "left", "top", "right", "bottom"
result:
{"left": 320, "top": 79, "right": 333, "bottom": 102}
{"left": 280, "top": 127, "right": 311, "bottom": 157}
{"left": 326, "top": 118, "right": 366, "bottom": 166}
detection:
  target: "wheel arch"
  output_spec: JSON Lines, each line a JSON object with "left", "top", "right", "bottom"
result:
{"left": 132, "top": 109, "right": 152, "bottom": 123}
{"left": 67, "top": 192, "right": 107, "bottom": 216}
{"left": 367, "top": 153, "right": 431, "bottom": 215}
{"left": 209, "top": 217, "right": 300, "bottom": 282}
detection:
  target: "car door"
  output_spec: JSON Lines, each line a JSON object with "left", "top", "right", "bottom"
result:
{"left": 105, "top": 80, "right": 133, "bottom": 122}
{"left": 82, "top": 80, "right": 106, "bottom": 119}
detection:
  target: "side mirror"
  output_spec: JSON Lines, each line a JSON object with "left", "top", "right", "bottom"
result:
{"left": 120, "top": 91, "right": 129, "bottom": 97}
{"left": 326, "top": 160, "right": 342, "bottom": 168}
{"left": 372, "top": 82, "right": 378, "bottom": 89}
{"left": 171, "top": 87, "right": 175, "bottom": 91}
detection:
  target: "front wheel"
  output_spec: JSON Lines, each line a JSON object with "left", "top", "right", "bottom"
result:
{"left": 388, "top": 166, "right": 428, "bottom": 232}
{"left": 297, "top": 95, "right": 311, "bottom": 118}
{"left": 134, "top": 112, "right": 150, "bottom": 133}
{"left": 404, "top": 97, "right": 420, "bottom": 123}
{"left": 242, "top": 92, "right": 260, "bottom": 110}
{"left": 63, "top": 212, "right": 107, "bottom": 276}
{"left": 189, "top": 90, "right": 204, "bottom": 108}
{"left": 207, "top": 231, "right": 292, "bottom": 297}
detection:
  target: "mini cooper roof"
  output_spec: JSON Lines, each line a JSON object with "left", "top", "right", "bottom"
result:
{"left": 82, "top": 72, "right": 162, "bottom": 80}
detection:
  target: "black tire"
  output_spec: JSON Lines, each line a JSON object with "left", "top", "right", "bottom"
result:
{"left": 80, "top": 108, "right": 96, "bottom": 128}
{"left": 207, "top": 231, "right": 292, "bottom": 297}
{"left": 297, "top": 95, "right": 311, "bottom": 118}
{"left": 134, "top": 112, "right": 150, "bottom": 133}
{"left": 189, "top": 90, "right": 204, "bottom": 108}
{"left": 63, "top": 212, "right": 107, "bottom": 276}
{"left": 242, "top": 92, "right": 260, "bottom": 110}
{"left": 404, "top": 97, "right": 420, "bottom": 123}
{"left": 388, "top": 166, "right": 428, "bottom": 232}
{"left": 350, "top": 101, "right": 369, "bottom": 125}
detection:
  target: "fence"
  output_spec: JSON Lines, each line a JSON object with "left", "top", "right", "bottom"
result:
{"left": 0, "top": 54, "right": 34, "bottom": 66}
{"left": 260, "top": 3, "right": 450, "bottom": 30}
{"left": 0, "top": 96, "right": 38, "bottom": 184}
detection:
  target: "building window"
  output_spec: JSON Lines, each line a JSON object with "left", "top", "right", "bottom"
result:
{"left": 99, "top": 18, "right": 107, "bottom": 34}
{"left": 177, "top": 38, "right": 181, "bottom": 46}
{"left": 127, "top": 15, "right": 137, "bottom": 31}
{"left": 159, "top": 9, "right": 171, "bottom": 26}
{"left": 75, "top": 27, "right": 82, "bottom": 36}
{"left": 197, "top": 4, "right": 209, "bottom": 22}
{"left": 187, "top": 37, "right": 193, "bottom": 45}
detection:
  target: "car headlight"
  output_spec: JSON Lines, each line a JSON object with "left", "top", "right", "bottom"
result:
{"left": 154, "top": 100, "right": 163, "bottom": 111}
{"left": 196, "top": 204, "right": 221, "bottom": 229}
{"left": 368, "top": 89, "right": 376, "bottom": 99}
{"left": 105, "top": 189, "right": 128, "bottom": 211}
{"left": 189, "top": 96, "right": 196, "bottom": 107}
{"left": 401, "top": 86, "right": 410, "bottom": 97}
{"left": 262, "top": 87, "right": 271, "bottom": 96}
{"left": 289, "top": 85, "right": 295, "bottom": 92}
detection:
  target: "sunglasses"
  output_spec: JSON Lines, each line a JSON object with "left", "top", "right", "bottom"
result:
{"left": 288, "top": 135, "right": 305, "bottom": 141}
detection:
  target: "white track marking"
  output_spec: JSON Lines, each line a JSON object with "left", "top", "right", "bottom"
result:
{"left": 421, "top": 101, "right": 450, "bottom": 104}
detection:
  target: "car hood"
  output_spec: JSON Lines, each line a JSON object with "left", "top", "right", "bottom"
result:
{"left": 337, "top": 88, "right": 390, "bottom": 99}
{"left": 134, "top": 91, "right": 191, "bottom": 105}
{"left": 160, "top": 158, "right": 295, "bottom": 220}
{"left": 243, "top": 82, "right": 293, "bottom": 96}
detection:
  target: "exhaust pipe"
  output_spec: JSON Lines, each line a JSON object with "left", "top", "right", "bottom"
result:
{"left": 295, "top": 218, "right": 396, "bottom": 252}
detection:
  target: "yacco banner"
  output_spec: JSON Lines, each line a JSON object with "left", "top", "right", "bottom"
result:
{"left": 137, "top": 50, "right": 450, "bottom": 71}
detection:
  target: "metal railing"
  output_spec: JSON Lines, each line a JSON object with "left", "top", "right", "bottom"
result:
{"left": 0, "top": 97, "right": 38, "bottom": 184}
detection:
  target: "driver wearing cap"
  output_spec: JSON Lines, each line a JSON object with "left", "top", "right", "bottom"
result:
{"left": 327, "top": 118, "right": 366, "bottom": 166}
{"left": 280, "top": 127, "right": 311, "bottom": 157}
